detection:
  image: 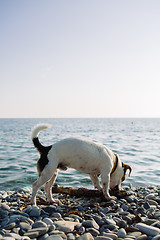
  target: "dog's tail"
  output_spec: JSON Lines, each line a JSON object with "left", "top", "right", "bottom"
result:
{"left": 31, "top": 124, "right": 52, "bottom": 154}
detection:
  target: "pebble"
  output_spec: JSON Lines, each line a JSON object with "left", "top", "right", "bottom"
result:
{"left": 117, "top": 228, "right": 127, "bottom": 238}
{"left": 135, "top": 223, "right": 160, "bottom": 236}
{"left": 54, "top": 220, "right": 79, "bottom": 233}
{"left": 0, "top": 186, "right": 160, "bottom": 240}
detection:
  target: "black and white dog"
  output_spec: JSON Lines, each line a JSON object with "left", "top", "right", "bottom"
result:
{"left": 31, "top": 124, "right": 132, "bottom": 205}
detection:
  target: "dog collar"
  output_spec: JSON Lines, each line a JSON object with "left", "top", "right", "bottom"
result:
{"left": 111, "top": 153, "right": 119, "bottom": 175}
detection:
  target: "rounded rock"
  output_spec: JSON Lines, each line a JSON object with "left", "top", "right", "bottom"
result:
{"left": 137, "top": 234, "right": 147, "bottom": 240}
{"left": 4, "top": 222, "right": 16, "bottom": 230}
{"left": 86, "top": 227, "right": 100, "bottom": 237}
{"left": 95, "top": 237, "right": 113, "bottom": 240}
{"left": 152, "top": 235, "right": 160, "bottom": 240}
{"left": 102, "top": 232, "right": 117, "bottom": 240}
{"left": 32, "top": 220, "right": 48, "bottom": 229}
{"left": 19, "top": 222, "right": 31, "bottom": 231}
{"left": 135, "top": 223, "right": 160, "bottom": 236}
{"left": 29, "top": 206, "right": 41, "bottom": 217}
{"left": 117, "top": 228, "right": 127, "bottom": 238}
{"left": 67, "top": 233, "right": 76, "bottom": 240}
{"left": 82, "top": 220, "right": 99, "bottom": 230}
{"left": 76, "top": 232, "right": 94, "bottom": 240}
{"left": 43, "top": 217, "right": 54, "bottom": 226}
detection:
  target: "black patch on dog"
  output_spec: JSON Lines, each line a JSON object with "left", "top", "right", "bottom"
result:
{"left": 33, "top": 137, "right": 52, "bottom": 175}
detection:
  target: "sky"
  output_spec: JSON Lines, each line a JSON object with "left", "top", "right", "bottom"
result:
{"left": 0, "top": 0, "right": 160, "bottom": 118}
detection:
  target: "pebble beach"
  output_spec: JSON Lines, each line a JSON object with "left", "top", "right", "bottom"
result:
{"left": 0, "top": 186, "right": 160, "bottom": 240}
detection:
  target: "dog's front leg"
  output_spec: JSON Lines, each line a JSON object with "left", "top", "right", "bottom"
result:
{"left": 89, "top": 174, "right": 102, "bottom": 191}
{"left": 101, "top": 172, "right": 116, "bottom": 201}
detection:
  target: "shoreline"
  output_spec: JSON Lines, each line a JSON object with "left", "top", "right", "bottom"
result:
{"left": 0, "top": 185, "right": 160, "bottom": 240}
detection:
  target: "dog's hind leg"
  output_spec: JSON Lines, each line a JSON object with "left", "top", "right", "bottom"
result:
{"left": 89, "top": 174, "right": 102, "bottom": 191}
{"left": 44, "top": 169, "right": 59, "bottom": 203}
{"left": 31, "top": 164, "right": 57, "bottom": 205}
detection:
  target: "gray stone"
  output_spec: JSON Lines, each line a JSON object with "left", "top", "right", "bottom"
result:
{"left": 29, "top": 206, "right": 41, "bottom": 217}
{"left": 49, "top": 225, "right": 56, "bottom": 231}
{"left": 103, "top": 218, "right": 116, "bottom": 226}
{"left": 4, "top": 222, "right": 16, "bottom": 230}
{"left": 54, "top": 220, "right": 79, "bottom": 233}
{"left": 116, "top": 219, "right": 127, "bottom": 228}
{"left": 3, "top": 233, "right": 22, "bottom": 239}
{"left": 121, "top": 204, "right": 129, "bottom": 211}
{"left": 67, "top": 233, "right": 76, "bottom": 240}
{"left": 51, "top": 212, "right": 63, "bottom": 220}
{"left": 49, "top": 230, "right": 67, "bottom": 239}
{"left": 152, "top": 235, "right": 160, "bottom": 240}
{"left": 47, "top": 235, "right": 63, "bottom": 240}
{"left": 23, "top": 230, "right": 40, "bottom": 238}
{"left": 136, "top": 223, "right": 160, "bottom": 236}
{"left": 86, "top": 227, "right": 100, "bottom": 236}
{"left": 117, "top": 228, "right": 127, "bottom": 238}
{"left": 24, "top": 227, "right": 48, "bottom": 237}
{"left": 19, "top": 222, "right": 31, "bottom": 231}
{"left": 32, "top": 220, "right": 48, "bottom": 228}
{"left": 137, "top": 235, "right": 147, "bottom": 240}
{"left": 1, "top": 203, "right": 10, "bottom": 211}
{"left": 0, "top": 209, "right": 8, "bottom": 218}
{"left": 123, "top": 238, "right": 134, "bottom": 240}
{"left": 93, "top": 215, "right": 104, "bottom": 226}
{"left": 102, "top": 232, "right": 117, "bottom": 240}
{"left": 43, "top": 206, "right": 57, "bottom": 215}
{"left": 21, "top": 237, "right": 31, "bottom": 240}
{"left": 129, "top": 232, "right": 142, "bottom": 237}
{"left": 0, "top": 217, "right": 10, "bottom": 227}
{"left": 95, "top": 237, "right": 113, "bottom": 240}
{"left": 154, "top": 211, "right": 160, "bottom": 219}
{"left": 43, "top": 217, "right": 54, "bottom": 226}
{"left": 82, "top": 219, "right": 99, "bottom": 230}
{"left": 9, "top": 214, "right": 34, "bottom": 224}
{"left": 146, "top": 193, "right": 157, "bottom": 199}
{"left": 76, "top": 232, "right": 94, "bottom": 240}
{"left": 38, "top": 233, "right": 49, "bottom": 240}
{"left": 75, "top": 225, "right": 85, "bottom": 234}
{"left": 0, "top": 237, "right": 15, "bottom": 240}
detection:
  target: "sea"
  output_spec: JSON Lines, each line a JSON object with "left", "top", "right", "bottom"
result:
{"left": 0, "top": 118, "right": 160, "bottom": 192}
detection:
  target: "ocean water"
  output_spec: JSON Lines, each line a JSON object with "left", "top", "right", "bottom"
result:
{"left": 0, "top": 118, "right": 160, "bottom": 191}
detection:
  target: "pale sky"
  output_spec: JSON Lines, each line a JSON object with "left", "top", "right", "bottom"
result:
{"left": 0, "top": 0, "right": 160, "bottom": 118}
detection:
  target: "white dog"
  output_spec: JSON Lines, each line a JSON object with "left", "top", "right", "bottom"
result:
{"left": 31, "top": 124, "right": 132, "bottom": 205}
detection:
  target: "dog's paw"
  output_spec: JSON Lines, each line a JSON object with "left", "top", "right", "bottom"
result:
{"left": 105, "top": 195, "right": 117, "bottom": 201}
{"left": 109, "top": 195, "right": 117, "bottom": 200}
{"left": 49, "top": 199, "right": 60, "bottom": 204}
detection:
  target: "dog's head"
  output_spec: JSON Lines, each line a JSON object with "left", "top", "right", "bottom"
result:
{"left": 110, "top": 154, "right": 132, "bottom": 190}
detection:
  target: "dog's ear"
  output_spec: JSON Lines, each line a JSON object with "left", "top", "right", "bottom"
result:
{"left": 122, "top": 163, "right": 132, "bottom": 177}
{"left": 121, "top": 163, "right": 132, "bottom": 182}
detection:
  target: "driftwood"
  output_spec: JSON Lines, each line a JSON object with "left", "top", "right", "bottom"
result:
{"left": 52, "top": 185, "right": 130, "bottom": 200}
